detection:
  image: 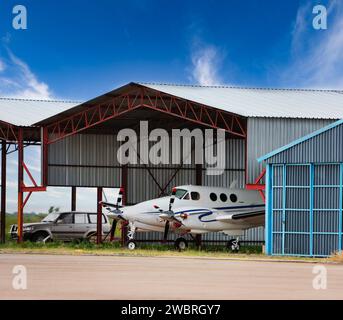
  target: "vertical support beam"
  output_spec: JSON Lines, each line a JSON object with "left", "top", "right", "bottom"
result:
{"left": 281, "top": 164, "right": 286, "bottom": 255}
{"left": 96, "top": 187, "right": 103, "bottom": 244}
{"left": 1, "top": 140, "right": 6, "bottom": 243}
{"left": 71, "top": 187, "right": 77, "bottom": 211}
{"left": 195, "top": 164, "right": 202, "bottom": 186}
{"left": 17, "top": 128, "right": 24, "bottom": 243}
{"left": 265, "top": 164, "right": 272, "bottom": 255}
{"left": 41, "top": 127, "right": 48, "bottom": 186}
{"left": 339, "top": 163, "right": 343, "bottom": 253}
{"left": 195, "top": 164, "right": 202, "bottom": 248}
{"left": 309, "top": 164, "right": 314, "bottom": 256}
{"left": 121, "top": 166, "right": 128, "bottom": 246}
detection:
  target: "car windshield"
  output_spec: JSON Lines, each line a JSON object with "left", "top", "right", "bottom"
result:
{"left": 42, "top": 213, "right": 61, "bottom": 222}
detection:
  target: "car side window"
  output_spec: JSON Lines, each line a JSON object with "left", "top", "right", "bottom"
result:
{"left": 60, "top": 213, "right": 73, "bottom": 224}
{"left": 191, "top": 192, "right": 200, "bottom": 200}
{"left": 74, "top": 214, "right": 87, "bottom": 224}
{"left": 88, "top": 214, "right": 106, "bottom": 224}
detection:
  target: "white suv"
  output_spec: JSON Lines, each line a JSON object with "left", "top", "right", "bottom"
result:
{"left": 10, "top": 211, "right": 111, "bottom": 242}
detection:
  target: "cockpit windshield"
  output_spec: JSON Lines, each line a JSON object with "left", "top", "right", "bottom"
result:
{"left": 170, "top": 189, "right": 188, "bottom": 199}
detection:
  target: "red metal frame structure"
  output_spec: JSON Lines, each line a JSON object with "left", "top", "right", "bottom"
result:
{"left": 0, "top": 120, "right": 18, "bottom": 142}
{"left": 16, "top": 128, "right": 47, "bottom": 242}
{"left": 45, "top": 86, "right": 246, "bottom": 144}
{"left": 246, "top": 168, "right": 266, "bottom": 202}
{"left": 0, "top": 140, "right": 6, "bottom": 243}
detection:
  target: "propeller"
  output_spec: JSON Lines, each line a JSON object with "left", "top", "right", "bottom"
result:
{"left": 101, "top": 187, "right": 126, "bottom": 241}
{"left": 153, "top": 187, "right": 180, "bottom": 241}
{"left": 101, "top": 187, "right": 124, "bottom": 215}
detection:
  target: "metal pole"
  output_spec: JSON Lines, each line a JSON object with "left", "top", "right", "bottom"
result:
{"left": 1, "top": 140, "right": 6, "bottom": 243}
{"left": 120, "top": 166, "right": 128, "bottom": 246}
{"left": 41, "top": 127, "right": 48, "bottom": 186}
{"left": 96, "top": 187, "right": 103, "bottom": 244}
{"left": 71, "top": 187, "right": 76, "bottom": 211}
{"left": 195, "top": 164, "right": 202, "bottom": 248}
{"left": 17, "top": 128, "right": 24, "bottom": 243}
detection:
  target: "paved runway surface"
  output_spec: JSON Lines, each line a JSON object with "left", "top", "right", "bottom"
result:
{"left": 0, "top": 254, "right": 342, "bottom": 299}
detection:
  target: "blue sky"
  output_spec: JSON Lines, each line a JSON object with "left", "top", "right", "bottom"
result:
{"left": 0, "top": 0, "right": 342, "bottom": 212}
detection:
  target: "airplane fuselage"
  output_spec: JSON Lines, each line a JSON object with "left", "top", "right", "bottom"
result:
{"left": 120, "top": 185, "right": 265, "bottom": 236}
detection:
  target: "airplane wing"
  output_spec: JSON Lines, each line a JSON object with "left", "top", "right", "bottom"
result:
{"left": 215, "top": 210, "right": 265, "bottom": 222}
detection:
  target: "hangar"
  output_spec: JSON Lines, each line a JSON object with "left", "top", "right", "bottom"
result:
{"left": 260, "top": 119, "right": 343, "bottom": 257}
{"left": 0, "top": 82, "right": 343, "bottom": 252}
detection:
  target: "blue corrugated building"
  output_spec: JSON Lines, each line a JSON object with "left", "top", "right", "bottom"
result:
{"left": 259, "top": 119, "right": 343, "bottom": 257}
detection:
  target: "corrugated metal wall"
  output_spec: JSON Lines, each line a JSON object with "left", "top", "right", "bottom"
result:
{"left": 48, "top": 133, "right": 264, "bottom": 243}
{"left": 265, "top": 123, "right": 343, "bottom": 164}
{"left": 135, "top": 227, "right": 265, "bottom": 244}
{"left": 247, "top": 118, "right": 334, "bottom": 183}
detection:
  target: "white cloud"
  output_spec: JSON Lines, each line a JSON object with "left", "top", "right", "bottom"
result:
{"left": 190, "top": 45, "right": 222, "bottom": 86}
{"left": 281, "top": 0, "right": 343, "bottom": 89}
{"left": 0, "top": 48, "right": 52, "bottom": 99}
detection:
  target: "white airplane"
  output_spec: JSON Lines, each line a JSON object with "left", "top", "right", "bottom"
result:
{"left": 102, "top": 185, "right": 265, "bottom": 251}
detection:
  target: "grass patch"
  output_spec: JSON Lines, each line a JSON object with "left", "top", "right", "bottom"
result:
{"left": 0, "top": 239, "right": 329, "bottom": 262}
{"left": 328, "top": 251, "right": 343, "bottom": 263}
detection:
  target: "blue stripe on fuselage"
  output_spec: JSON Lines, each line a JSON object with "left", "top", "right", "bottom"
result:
{"left": 140, "top": 204, "right": 265, "bottom": 223}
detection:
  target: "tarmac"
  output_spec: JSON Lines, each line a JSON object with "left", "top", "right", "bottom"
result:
{"left": 0, "top": 253, "right": 342, "bottom": 299}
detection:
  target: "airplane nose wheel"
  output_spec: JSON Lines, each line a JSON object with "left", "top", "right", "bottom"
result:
{"left": 227, "top": 239, "right": 240, "bottom": 252}
{"left": 126, "top": 240, "right": 137, "bottom": 250}
{"left": 174, "top": 237, "right": 188, "bottom": 251}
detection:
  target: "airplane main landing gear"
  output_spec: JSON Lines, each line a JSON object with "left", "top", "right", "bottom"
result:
{"left": 126, "top": 222, "right": 137, "bottom": 250}
{"left": 174, "top": 237, "right": 188, "bottom": 251}
{"left": 126, "top": 240, "right": 137, "bottom": 250}
{"left": 227, "top": 238, "right": 240, "bottom": 252}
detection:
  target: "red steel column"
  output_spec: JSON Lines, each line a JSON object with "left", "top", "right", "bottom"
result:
{"left": 120, "top": 166, "right": 128, "bottom": 246}
{"left": 1, "top": 140, "right": 6, "bottom": 243}
{"left": 96, "top": 187, "right": 103, "bottom": 244}
{"left": 17, "top": 128, "right": 24, "bottom": 243}
{"left": 71, "top": 187, "right": 76, "bottom": 211}
{"left": 41, "top": 127, "right": 48, "bottom": 186}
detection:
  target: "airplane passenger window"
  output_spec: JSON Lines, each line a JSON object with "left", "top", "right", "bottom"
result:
{"left": 191, "top": 192, "right": 200, "bottom": 200}
{"left": 220, "top": 193, "right": 228, "bottom": 202}
{"left": 210, "top": 193, "right": 217, "bottom": 201}
{"left": 230, "top": 194, "right": 238, "bottom": 203}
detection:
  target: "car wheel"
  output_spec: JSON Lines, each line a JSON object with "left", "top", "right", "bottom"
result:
{"left": 174, "top": 238, "right": 188, "bottom": 251}
{"left": 87, "top": 233, "right": 97, "bottom": 243}
{"left": 32, "top": 232, "right": 50, "bottom": 243}
{"left": 227, "top": 239, "right": 240, "bottom": 252}
{"left": 126, "top": 240, "right": 136, "bottom": 250}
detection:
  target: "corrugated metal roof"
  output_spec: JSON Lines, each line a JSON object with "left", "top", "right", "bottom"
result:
{"left": 0, "top": 97, "right": 80, "bottom": 126}
{"left": 140, "top": 83, "right": 343, "bottom": 119}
